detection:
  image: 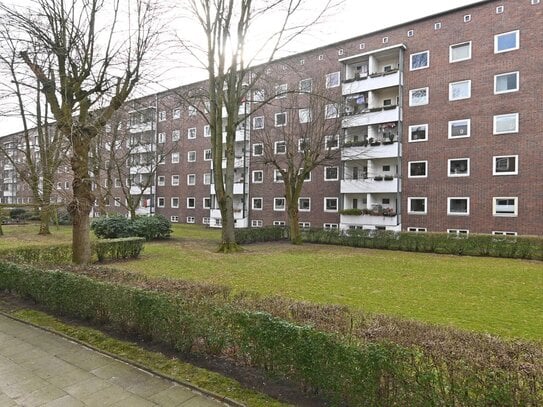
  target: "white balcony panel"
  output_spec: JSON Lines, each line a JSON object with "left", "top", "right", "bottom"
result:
{"left": 342, "top": 142, "right": 399, "bottom": 160}
{"left": 129, "top": 165, "right": 153, "bottom": 174}
{"left": 210, "top": 182, "right": 246, "bottom": 195}
{"left": 130, "top": 144, "right": 155, "bottom": 154}
{"left": 341, "top": 179, "right": 399, "bottom": 194}
{"left": 210, "top": 209, "right": 247, "bottom": 221}
{"left": 3, "top": 191, "right": 14, "bottom": 197}
{"left": 342, "top": 71, "right": 400, "bottom": 95}
{"left": 130, "top": 186, "right": 155, "bottom": 195}
{"left": 342, "top": 107, "right": 399, "bottom": 128}
{"left": 219, "top": 157, "right": 246, "bottom": 169}
{"left": 222, "top": 129, "right": 249, "bottom": 143}
{"left": 3, "top": 164, "right": 14, "bottom": 171}
{"left": 341, "top": 214, "right": 399, "bottom": 227}
{"left": 129, "top": 122, "right": 155, "bottom": 133}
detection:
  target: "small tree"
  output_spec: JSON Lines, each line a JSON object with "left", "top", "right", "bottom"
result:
{"left": 257, "top": 84, "right": 342, "bottom": 244}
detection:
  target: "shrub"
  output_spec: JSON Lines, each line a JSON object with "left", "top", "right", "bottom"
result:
{"left": 339, "top": 208, "right": 363, "bottom": 216}
{"left": 0, "top": 244, "right": 72, "bottom": 264}
{"left": 234, "top": 226, "right": 288, "bottom": 244}
{"left": 91, "top": 215, "right": 171, "bottom": 241}
{"left": 9, "top": 208, "right": 28, "bottom": 220}
{"left": 131, "top": 215, "right": 171, "bottom": 240}
{"left": 91, "top": 215, "right": 133, "bottom": 239}
{"left": 93, "top": 237, "right": 145, "bottom": 262}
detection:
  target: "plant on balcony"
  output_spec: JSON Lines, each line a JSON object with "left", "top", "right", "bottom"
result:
{"left": 384, "top": 175, "right": 394, "bottom": 181}
{"left": 382, "top": 207, "right": 397, "bottom": 217}
{"left": 374, "top": 175, "right": 384, "bottom": 181}
{"left": 370, "top": 140, "right": 381, "bottom": 146}
{"left": 339, "top": 208, "right": 363, "bottom": 216}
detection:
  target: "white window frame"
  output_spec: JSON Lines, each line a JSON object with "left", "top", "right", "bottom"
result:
{"left": 171, "top": 152, "right": 180, "bottom": 164}
{"left": 253, "top": 89, "right": 265, "bottom": 102}
{"left": 493, "top": 197, "right": 518, "bottom": 217}
{"left": 275, "top": 83, "right": 288, "bottom": 98}
{"left": 325, "top": 71, "right": 340, "bottom": 88}
{"left": 157, "top": 176, "right": 165, "bottom": 186}
{"left": 273, "top": 197, "right": 286, "bottom": 211}
{"left": 252, "top": 197, "right": 263, "bottom": 210}
{"left": 186, "top": 217, "right": 195, "bottom": 224}
{"left": 172, "top": 130, "right": 180, "bottom": 142}
{"left": 253, "top": 116, "right": 264, "bottom": 130}
{"left": 324, "top": 223, "right": 339, "bottom": 230}
{"left": 324, "top": 166, "right": 339, "bottom": 181}
{"left": 494, "top": 71, "right": 519, "bottom": 94}
{"left": 203, "top": 198, "right": 211, "bottom": 209}
{"left": 188, "top": 106, "right": 197, "bottom": 116}
{"left": 409, "top": 87, "right": 429, "bottom": 106}
{"left": 447, "top": 197, "right": 470, "bottom": 216}
{"left": 273, "top": 221, "right": 286, "bottom": 226}
{"left": 172, "top": 175, "right": 180, "bottom": 186}
{"left": 203, "top": 173, "right": 212, "bottom": 185}
{"left": 187, "top": 151, "right": 196, "bottom": 162}
{"left": 408, "top": 124, "right": 428, "bottom": 142}
{"left": 171, "top": 197, "right": 179, "bottom": 209}
{"left": 410, "top": 50, "right": 429, "bottom": 71}
{"left": 493, "top": 155, "right": 518, "bottom": 176}
{"left": 252, "top": 143, "right": 263, "bottom": 156}
{"left": 492, "top": 231, "right": 517, "bottom": 236}
{"left": 299, "top": 222, "right": 311, "bottom": 229}
{"left": 299, "top": 78, "right": 312, "bottom": 93}
{"left": 408, "top": 160, "right": 428, "bottom": 178}
{"left": 273, "top": 169, "right": 284, "bottom": 183}
{"left": 157, "top": 132, "right": 166, "bottom": 144}
{"left": 449, "top": 80, "right": 471, "bottom": 101}
{"left": 324, "top": 104, "right": 339, "bottom": 119}
{"left": 324, "top": 197, "right": 338, "bottom": 212}
{"left": 325, "top": 134, "right": 339, "bottom": 150}
{"left": 204, "top": 149, "right": 212, "bottom": 161}
{"left": 448, "top": 229, "right": 469, "bottom": 235}
{"left": 114, "top": 197, "right": 121, "bottom": 207}
{"left": 158, "top": 111, "right": 166, "bottom": 121}
{"left": 251, "top": 220, "right": 263, "bottom": 228}
{"left": 493, "top": 113, "right": 519, "bottom": 134}
{"left": 157, "top": 197, "right": 165, "bottom": 208}
{"left": 448, "top": 119, "right": 471, "bottom": 139}
{"left": 494, "top": 30, "right": 520, "bottom": 54}
{"left": 204, "top": 125, "right": 211, "bottom": 137}
{"left": 186, "top": 174, "right": 195, "bottom": 186}
{"left": 298, "top": 108, "right": 312, "bottom": 123}
{"left": 298, "top": 197, "right": 311, "bottom": 212}
{"left": 448, "top": 158, "right": 470, "bottom": 177}
{"left": 274, "top": 141, "right": 286, "bottom": 154}
{"left": 407, "top": 197, "right": 427, "bottom": 214}
{"left": 170, "top": 216, "right": 179, "bottom": 223}
{"left": 275, "top": 112, "right": 287, "bottom": 127}
{"left": 252, "top": 170, "right": 263, "bottom": 183}
{"left": 407, "top": 227, "right": 427, "bottom": 233}
{"left": 187, "top": 127, "right": 197, "bottom": 139}
{"left": 173, "top": 108, "right": 181, "bottom": 119}
{"left": 186, "top": 197, "right": 195, "bottom": 209}
{"left": 449, "top": 41, "right": 472, "bottom": 63}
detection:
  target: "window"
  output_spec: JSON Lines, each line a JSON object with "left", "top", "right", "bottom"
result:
{"left": 171, "top": 175, "right": 180, "bottom": 186}
{"left": 325, "top": 72, "right": 340, "bottom": 88}
{"left": 408, "top": 161, "right": 427, "bottom": 178}
{"left": 324, "top": 104, "right": 339, "bottom": 119}
{"left": 253, "top": 116, "right": 264, "bottom": 130}
{"left": 188, "top": 128, "right": 197, "bottom": 139}
{"left": 187, "top": 151, "right": 196, "bottom": 162}
{"left": 359, "top": 43, "right": 365, "bottom": 49}
{"left": 171, "top": 152, "right": 180, "bottom": 164}
{"left": 338, "top": 48, "right": 344, "bottom": 55}
{"left": 114, "top": 197, "right": 121, "bottom": 207}
{"left": 274, "top": 141, "right": 286, "bottom": 154}
{"left": 251, "top": 220, "right": 263, "bottom": 228}
{"left": 495, "top": 30, "right": 519, "bottom": 53}
{"left": 202, "top": 217, "right": 211, "bottom": 225}
{"left": 448, "top": 229, "right": 469, "bottom": 235}
{"left": 158, "top": 111, "right": 166, "bottom": 121}
{"left": 275, "top": 112, "right": 287, "bottom": 127}
{"left": 114, "top": 178, "right": 121, "bottom": 188}
{"left": 171, "top": 197, "right": 179, "bottom": 208}
{"left": 449, "top": 41, "right": 471, "bottom": 62}
{"left": 325, "top": 134, "right": 339, "bottom": 149}
{"left": 204, "top": 149, "right": 212, "bottom": 161}
{"left": 203, "top": 198, "right": 211, "bottom": 209}
{"left": 493, "top": 197, "right": 518, "bottom": 216}
{"left": 448, "top": 119, "right": 471, "bottom": 138}
{"left": 273, "top": 221, "right": 286, "bottom": 226}
{"left": 324, "top": 166, "right": 339, "bottom": 181}
{"left": 274, "top": 198, "right": 285, "bottom": 211}
{"left": 172, "top": 130, "right": 180, "bottom": 142}
{"left": 493, "top": 113, "right": 518, "bottom": 134}
{"left": 157, "top": 197, "right": 165, "bottom": 208}
{"left": 171, "top": 216, "right": 179, "bottom": 223}
{"left": 186, "top": 197, "right": 195, "bottom": 209}
{"left": 173, "top": 108, "right": 181, "bottom": 119}
{"left": 252, "top": 143, "right": 263, "bottom": 156}
{"left": 494, "top": 71, "right": 519, "bottom": 94}
{"left": 275, "top": 83, "right": 287, "bottom": 98}
{"left": 298, "top": 139, "right": 307, "bottom": 152}
{"left": 408, "top": 124, "right": 428, "bottom": 142}
{"left": 532, "top": 0, "right": 540, "bottom": 4}
{"left": 298, "top": 198, "right": 311, "bottom": 211}
{"left": 186, "top": 217, "right": 195, "bottom": 224}
{"left": 407, "top": 227, "right": 427, "bottom": 233}
{"left": 408, "top": 197, "right": 427, "bottom": 214}
{"left": 203, "top": 173, "right": 212, "bottom": 185}
{"left": 448, "top": 158, "right": 470, "bottom": 176}
{"left": 449, "top": 80, "right": 471, "bottom": 100}
{"left": 186, "top": 174, "right": 195, "bottom": 185}
{"left": 496, "top": 5, "right": 504, "bottom": 14}
{"left": 157, "top": 176, "right": 165, "bottom": 186}
{"left": 448, "top": 197, "right": 470, "bottom": 215}
{"left": 158, "top": 132, "right": 166, "bottom": 144}
{"left": 299, "top": 108, "right": 311, "bottom": 123}
{"left": 434, "top": 22, "right": 442, "bottom": 30}
{"left": 252, "top": 170, "right": 263, "bottom": 183}
{"left": 410, "top": 50, "right": 429, "bottom": 70}
{"left": 188, "top": 106, "right": 197, "bottom": 116}
{"left": 407, "top": 29, "right": 414, "bottom": 37}
{"left": 409, "top": 87, "right": 429, "bottom": 106}
{"left": 324, "top": 223, "right": 339, "bottom": 230}
{"left": 252, "top": 197, "right": 263, "bottom": 210}
{"left": 253, "top": 89, "right": 265, "bottom": 102}
{"left": 299, "top": 222, "right": 311, "bottom": 229}
{"left": 204, "top": 125, "right": 211, "bottom": 137}
{"left": 300, "top": 169, "right": 311, "bottom": 182}
{"left": 324, "top": 197, "right": 338, "bottom": 212}
{"left": 382, "top": 36, "right": 389, "bottom": 44}
{"left": 493, "top": 155, "right": 518, "bottom": 175}
{"left": 463, "top": 14, "right": 471, "bottom": 22}
{"left": 493, "top": 231, "right": 517, "bottom": 236}
{"left": 299, "top": 78, "right": 312, "bottom": 93}
{"left": 274, "top": 169, "right": 284, "bottom": 182}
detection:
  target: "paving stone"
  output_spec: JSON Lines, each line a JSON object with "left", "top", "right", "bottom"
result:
{"left": 42, "top": 394, "right": 86, "bottom": 407}
{"left": 149, "top": 384, "right": 197, "bottom": 406}
{"left": 77, "top": 383, "right": 130, "bottom": 407}
{"left": 14, "top": 385, "right": 67, "bottom": 407}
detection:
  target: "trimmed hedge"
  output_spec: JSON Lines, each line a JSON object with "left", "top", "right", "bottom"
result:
{"left": 1, "top": 262, "right": 541, "bottom": 406}
{"left": 302, "top": 229, "right": 543, "bottom": 260}
{"left": 0, "top": 244, "right": 72, "bottom": 264}
{"left": 234, "top": 226, "right": 288, "bottom": 244}
{"left": 94, "top": 237, "right": 145, "bottom": 262}
{"left": 91, "top": 215, "right": 171, "bottom": 241}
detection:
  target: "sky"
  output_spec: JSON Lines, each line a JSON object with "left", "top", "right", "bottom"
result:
{"left": 0, "top": 0, "right": 482, "bottom": 137}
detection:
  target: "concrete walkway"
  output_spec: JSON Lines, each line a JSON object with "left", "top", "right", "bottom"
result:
{"left": 0, "top": 314, "right": 226, "bottom": 406}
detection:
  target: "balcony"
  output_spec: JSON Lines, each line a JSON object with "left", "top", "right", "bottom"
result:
{"left": 341, "top": 178, "right": 399, "bottom": 194}
{"left": 211, "top": 156, "right": 247, "bottom": 169}
{"left": 342, "top": 141, "right": 399, "bottom": 160}
{"left": 129, "top": 165, "right": 153, "bottom": 174}
{"left": 222, "top": 129, "right": 249, "bottom": 143}
{"left": 210, "top": 182, "right": 246, "bottom": 195}
{"left": 342, "top": 70, "right": 400, "bottom": 96}
{"left": 129, "top": 186, "right": 155, "bottom": 196}
{"left": 129, "top": 122, "right": 155, "bottom": 133}
{"left": 343, "top": 106, "right": 399, "bottom": 128}
{"left": 341, "top": 213, "right": 399, "bottom": 227}
{"left": 129, "top": 144, "right": 156, "bottom": 154}
{"left": 209, "top": 209, "right": 248, "bottom": 228}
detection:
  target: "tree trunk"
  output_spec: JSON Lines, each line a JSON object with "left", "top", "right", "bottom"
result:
{"left": 288, "top": 203, "right": 302, "bottom": 245}
{"left": 38, "top": 205, "right": 51, "bottom": 235}
{"left": 68, "top": 136, "right": 94, "bottom": 264}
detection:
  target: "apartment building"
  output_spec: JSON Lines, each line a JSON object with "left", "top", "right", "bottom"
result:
{"left": 1, "top": 0, "right": 541, "bottom": 236}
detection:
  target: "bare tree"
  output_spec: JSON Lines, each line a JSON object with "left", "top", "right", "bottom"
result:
{"left": 256, "top": 84, "right": 342, "bottom": 244}
{"left": 0, "top": 0, "right": 160, "bottom": 263}
{"left": 181, "top": 0, "right": 339, "bottom": 252}
{"left": 0, "top": 29, "right": 68, "bottom": 235}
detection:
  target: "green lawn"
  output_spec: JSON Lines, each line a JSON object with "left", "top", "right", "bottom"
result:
{"left": 2, "top": 223, "right": 543, "bottom": 340}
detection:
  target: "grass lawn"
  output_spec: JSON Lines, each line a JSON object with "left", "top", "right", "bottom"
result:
{"left": 2, "top": 223, "right": 542, "bottom": 341}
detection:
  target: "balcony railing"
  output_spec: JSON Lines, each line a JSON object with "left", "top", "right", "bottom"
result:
{"left": 341, "top": 178, "right": 400, "bottom": 194}
{"left": 342, "top": 106, "right": 399, "bottom": 128}
{"left": 342, "top": 70, "right": 400, "bottom": 95}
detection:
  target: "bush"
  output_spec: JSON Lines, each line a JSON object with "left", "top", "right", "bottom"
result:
{"left": 131, "top": 215, "right": 171, "bottom": 240}
{"left": 54, "top": 209, "right": 72, "bottom": 226}
{"left": 91, "top": 215, "right": 171, "bottom": 241}
{"left": 234, "top": 226, "right": 288, "bottom": 244}
{"left": 93, "top": 237, "right": 145, "bottom": 262}
{"left": 339, "top": 208, "right": 363, "bottom": 216}
{"left": 9, "top": 208, "right": 28, "bottom": 220}
{"left": 0, "top": 244, "right": 72, "bottom": 264}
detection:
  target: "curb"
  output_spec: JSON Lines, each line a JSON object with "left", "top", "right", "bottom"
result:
{"left": 0, "top": 310, "right": 245, "bottom": 407}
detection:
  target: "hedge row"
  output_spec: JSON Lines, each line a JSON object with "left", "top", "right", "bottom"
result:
{"left": 234, "top": 226, "right": 287, "bottom": 244}
{"left": 91, "top": 215, "right": 171, "bottom": 240}
{"left": 302, "top": 229, "right": 543, "bottom": 260}
{"left": 1, "top": 262, "right": 541, "bottom": 406}
{"left": 94, "top": 238, "right": 145, "bottom": 262}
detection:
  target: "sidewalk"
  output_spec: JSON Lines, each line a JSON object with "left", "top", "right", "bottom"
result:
{"left": 0, "top": 314, "right": 225, "bottom": 406}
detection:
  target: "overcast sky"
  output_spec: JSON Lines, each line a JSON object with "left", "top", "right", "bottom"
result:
{"left": 0, "top": 0, "right": 482, "bottom": 137}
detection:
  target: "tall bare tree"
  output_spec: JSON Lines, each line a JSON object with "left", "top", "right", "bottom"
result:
{"left": 257, "top": 84, "right": 342, "bottom": 244}
{"left": 181, "top": 0, "right": 339, "bottom": 252}
{"left": 0, "top": 0, "right": 160, "bottom": 263}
